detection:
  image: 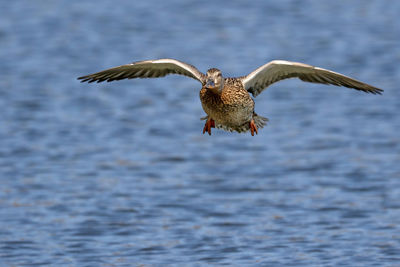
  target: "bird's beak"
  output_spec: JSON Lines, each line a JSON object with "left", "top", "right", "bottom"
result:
{"left": 205, "top": 79, "right": 215, "bottom": 89}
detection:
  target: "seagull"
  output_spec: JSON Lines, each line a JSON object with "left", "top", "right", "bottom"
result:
{"left": 78, "top": 59, "right": 382, "bottom": 136}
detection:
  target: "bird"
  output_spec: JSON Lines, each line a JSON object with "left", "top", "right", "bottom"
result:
{"left": 78, "top": 59, "right": 382, "bottom": 136}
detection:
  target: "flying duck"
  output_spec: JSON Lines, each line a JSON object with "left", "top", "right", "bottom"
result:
{"left": 78, "top": 59, "right": 382, "bottom": 136}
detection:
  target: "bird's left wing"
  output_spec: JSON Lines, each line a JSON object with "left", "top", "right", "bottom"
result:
{"left": 78, "top": 58, "right": 206, "bottom": 84}
{"left": 241, "top": 60, "right": 383, "bottom": 97}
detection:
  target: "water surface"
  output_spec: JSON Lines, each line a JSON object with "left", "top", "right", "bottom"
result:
{"left": 0, "top": 1, "right": 399, "bottom": 266}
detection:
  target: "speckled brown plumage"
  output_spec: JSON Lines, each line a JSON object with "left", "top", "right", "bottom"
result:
{"left": 78, "top": 58, "right": 382, "bottom": 136}
{"left": 200, "top": 78, "right": 268, "bottom": 133}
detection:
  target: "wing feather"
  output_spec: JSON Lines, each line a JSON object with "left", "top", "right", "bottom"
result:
{"left": 241, "top": 60, "right": 383, "bottom": 97}
{"left": 78, "top": 58, "right": 205, "bottom": 84}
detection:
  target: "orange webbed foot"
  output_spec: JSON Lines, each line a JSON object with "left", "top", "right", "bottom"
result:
{"left": 249, "top": 119, "right": 258, "bottom": 136}
{"left": 202, "top": 118, "right": 215, "bottom": 135}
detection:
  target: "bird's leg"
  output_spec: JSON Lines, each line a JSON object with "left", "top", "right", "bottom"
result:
{"left": 202, "top": 118, "right": 215, "bottom": 135}
{"left": 249, "top": 119, "right": 258, "bottom": 136}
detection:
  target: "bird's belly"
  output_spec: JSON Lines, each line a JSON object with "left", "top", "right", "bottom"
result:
{"left": 201, "top": 101, "right": 252, "bottom": 126}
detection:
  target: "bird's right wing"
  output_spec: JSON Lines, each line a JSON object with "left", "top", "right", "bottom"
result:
{"left": 78, "top": 58, "right": 206, "bottom": 84}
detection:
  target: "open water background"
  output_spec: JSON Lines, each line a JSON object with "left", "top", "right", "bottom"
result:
{"left": 0, "top": 1, "right": 399, "bottom": 266}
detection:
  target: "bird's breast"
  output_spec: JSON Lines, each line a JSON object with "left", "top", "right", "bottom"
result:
{"left": 199, "top": 84, "right": 254, "bottom": 126}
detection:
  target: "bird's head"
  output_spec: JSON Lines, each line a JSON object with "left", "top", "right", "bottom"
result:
{"left": 205, "top": 68, "right": 224, "bottom": 93}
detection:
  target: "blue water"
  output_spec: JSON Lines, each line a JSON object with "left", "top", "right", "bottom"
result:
{"left": 1, "top": 1, "right": 399, "bottom": 266}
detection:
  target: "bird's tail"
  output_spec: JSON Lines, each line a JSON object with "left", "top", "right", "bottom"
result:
{"left": 201, "top": 113, "right": 268, "bottom": 133}
{"left": 253, "top": 113, "right": 269, "bottom": 130}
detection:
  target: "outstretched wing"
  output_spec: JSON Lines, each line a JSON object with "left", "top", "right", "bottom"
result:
{"left": 78, "top": 58, "right": 206, "bottom": 84}
{"left": 241, "top": 60, "right": 383, "bottom": 97}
